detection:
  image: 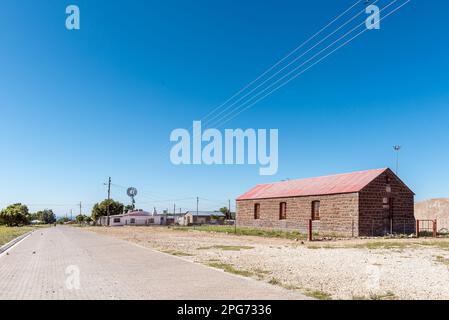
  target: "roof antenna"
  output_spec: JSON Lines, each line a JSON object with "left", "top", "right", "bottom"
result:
{"left": 393, "top": 146, "right": 401, "bottom": 175}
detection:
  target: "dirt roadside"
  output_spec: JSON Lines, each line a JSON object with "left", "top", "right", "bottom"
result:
{"left": 84, "top": 226, "right": 449, "bottom": 300}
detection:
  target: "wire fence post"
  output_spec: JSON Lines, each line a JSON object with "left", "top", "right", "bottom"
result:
{"left": 308, "top": 219, "right": 313, "bottom": 242}
{"left": 234, "top": 211, "right": 237, "bottom": 234}
{"left": 433, "top": 220, "right": 438, "bottom": 238}
{"left": 416, "top": 220, "right": 420, "bottom": 238}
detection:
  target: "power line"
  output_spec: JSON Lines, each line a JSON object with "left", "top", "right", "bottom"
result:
{"left": 203, "top": 0, "right": 375, "bottom": 129}
{"left": 138, "top": 197, "right": 197, "bottom": 204}
{"left": 109, "top": 182, "right": 213, "bottom": 210}
{"left": 198, "top": 0, "right": 364, "bottom": 126}
{"left": 0, "top": 202, "right": 95, "bottom": 207}
{"left": 110, "top": 182, "right": 192, "bottom": 202}
{"left": 210, "top": 0, "right": 398, "bottom": 127}
{"left": 214, "top": 0, "right": 409, "bottom": 128}
{"left": 199, "top": 197, "right": 229, "bottom": 206}
{"left": 156, "top": 0, "right": 367, "bottom": 160}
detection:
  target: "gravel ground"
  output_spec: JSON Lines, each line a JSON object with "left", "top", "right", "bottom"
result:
{"left": 85, "top": 226, "right": 449, "bottom": 300}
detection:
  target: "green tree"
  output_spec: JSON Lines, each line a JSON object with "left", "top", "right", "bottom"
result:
{"left": 219, "top": 207, "right": 231, "bottom": 219}
{"left": 57, "top": 217, "right": 70, "bottom": 224}
{"left": 124, "top": 204, "right": 135, "bottom": 212}
{"left": 75, "top": 214, "right": 85, "bottom": 224}
{"left": 0, "top": 204, "right": 31, "bottom": 226}
{"left": 32, "top": 209, "right": 56, "bottom": 224}
{"left": 91, "top": 199, "right": 124, "bottom": 221}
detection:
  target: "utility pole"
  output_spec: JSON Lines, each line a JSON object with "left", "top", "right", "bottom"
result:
{"left": 229, "top": 198, "right": 236, "bottom": 234}
{"left": 393, "top": 146, "right": 401, "bottom": 175}
{"left": 79, "top": 202, "right": 82, "bottom": 216}
{"left": 105, "top": 177, "right": 111, "bottom": 226}
{"left": 234, "top": 204, "right": 237, "bottom": 235}
{"left": 228, "top": 199, "right": 231, "bottom": 220}
{"left": 195, "top": 197, "right": 199, "bottom": 229}
{"left": 173, "top": 203, "right": 176, "bottom": 225}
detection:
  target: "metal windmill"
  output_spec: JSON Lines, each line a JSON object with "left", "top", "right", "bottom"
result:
{"left": 127, "top": 187, "right": 138, "bottom": 210}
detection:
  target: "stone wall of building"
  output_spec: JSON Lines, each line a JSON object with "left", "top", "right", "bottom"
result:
{"left": 358, "top": 169, "right": 415, "bottom": 236}
{"left": 236, "top": 193, "right": 359, "bottom": 237}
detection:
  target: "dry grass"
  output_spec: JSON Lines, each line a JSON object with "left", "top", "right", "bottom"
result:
{"left": 171, "top": 225, "right": 308, "bottom": 240}
{"left": 303, "top": 289, "right": 332, "bottom": 300}
{"left": 0, "top": 226, "right": 41, "bottom": 246}
{"left": 206, "top": 262, "right": 254, "bottom": 277}
{"left": 197, "top": 245, "right": 254, "bottom": 251}
{"left": 435, "top": 255, "right": 449, "bottom": 266}
{"left": 307, "top": 239, "right": 449, "bottom": 251}
{"left": 268, "top": 278, "right": 282, "bottom": 286}
{"left": 161, "top": 250, "right": 194, "bottom": 257}
{"left": 353, "top": 292, "right": 398, "bottom": 300}
{"left": 369, "top": 292, "right": 398, "bottom": 300}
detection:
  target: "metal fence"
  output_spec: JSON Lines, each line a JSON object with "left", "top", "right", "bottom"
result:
{"left": 416, "top": 220, "right": 437, "bottom": 238}
{"left": 304, "top": 218, "right": 448, "bottom": 241}
{"left": 416, "top": 219, "right": 449, "bottom": 238}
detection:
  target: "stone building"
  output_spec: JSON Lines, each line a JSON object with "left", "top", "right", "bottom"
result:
{"left": 236, "top": 168, "right": 415, "bottom": 237}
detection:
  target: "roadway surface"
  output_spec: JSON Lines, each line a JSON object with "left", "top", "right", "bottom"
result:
{"left": 0, "top": 226, "right": 309, "bottom": 300}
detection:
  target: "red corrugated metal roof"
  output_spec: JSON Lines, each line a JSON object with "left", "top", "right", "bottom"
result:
{"left": 237, "top": 168, "right": 388, "bottom": 200}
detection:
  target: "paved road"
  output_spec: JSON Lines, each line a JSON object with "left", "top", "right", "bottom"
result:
{"left": 0, "top": 226, "right": 308, "bottom": 300}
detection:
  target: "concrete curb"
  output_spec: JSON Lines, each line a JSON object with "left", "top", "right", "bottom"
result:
{"left": 0, "top": 231, "right": 33, "bottom": 255}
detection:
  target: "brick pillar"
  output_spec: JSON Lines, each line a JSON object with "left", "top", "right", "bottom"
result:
{"left": 308, "top": 219, "right": 313, "bottom": 242}
{"left": 416, "top": 220, "right": 420, "bottom": 238}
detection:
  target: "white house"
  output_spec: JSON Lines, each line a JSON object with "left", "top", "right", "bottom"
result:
{"left": 97, "top": 210, "right": 150, "bottom": 226}
{"left": 98, "top": 210, "right": 177, "bottom": 226}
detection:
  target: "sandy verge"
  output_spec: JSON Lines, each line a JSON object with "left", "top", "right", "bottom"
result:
{"left": 84, "top": 226, "right": 449, "bottom": 300}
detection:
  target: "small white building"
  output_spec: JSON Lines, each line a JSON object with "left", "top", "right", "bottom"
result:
{"left": 98, "top": 210, "right": 176, "bottom": 226}
{"left": 98, "top": 210, "right": 150, "bottom": 226}
{"left": 178, "top": 211, "right": 226, "bottom": 226}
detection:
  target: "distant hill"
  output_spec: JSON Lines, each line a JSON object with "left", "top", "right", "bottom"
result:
{"left": 415, "top": 198, "right": 449, "bottom": 230}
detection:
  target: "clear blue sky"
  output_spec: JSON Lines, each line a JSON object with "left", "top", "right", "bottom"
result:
{"left": 0, "top": 0, "right": 448, "bottom": 216}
